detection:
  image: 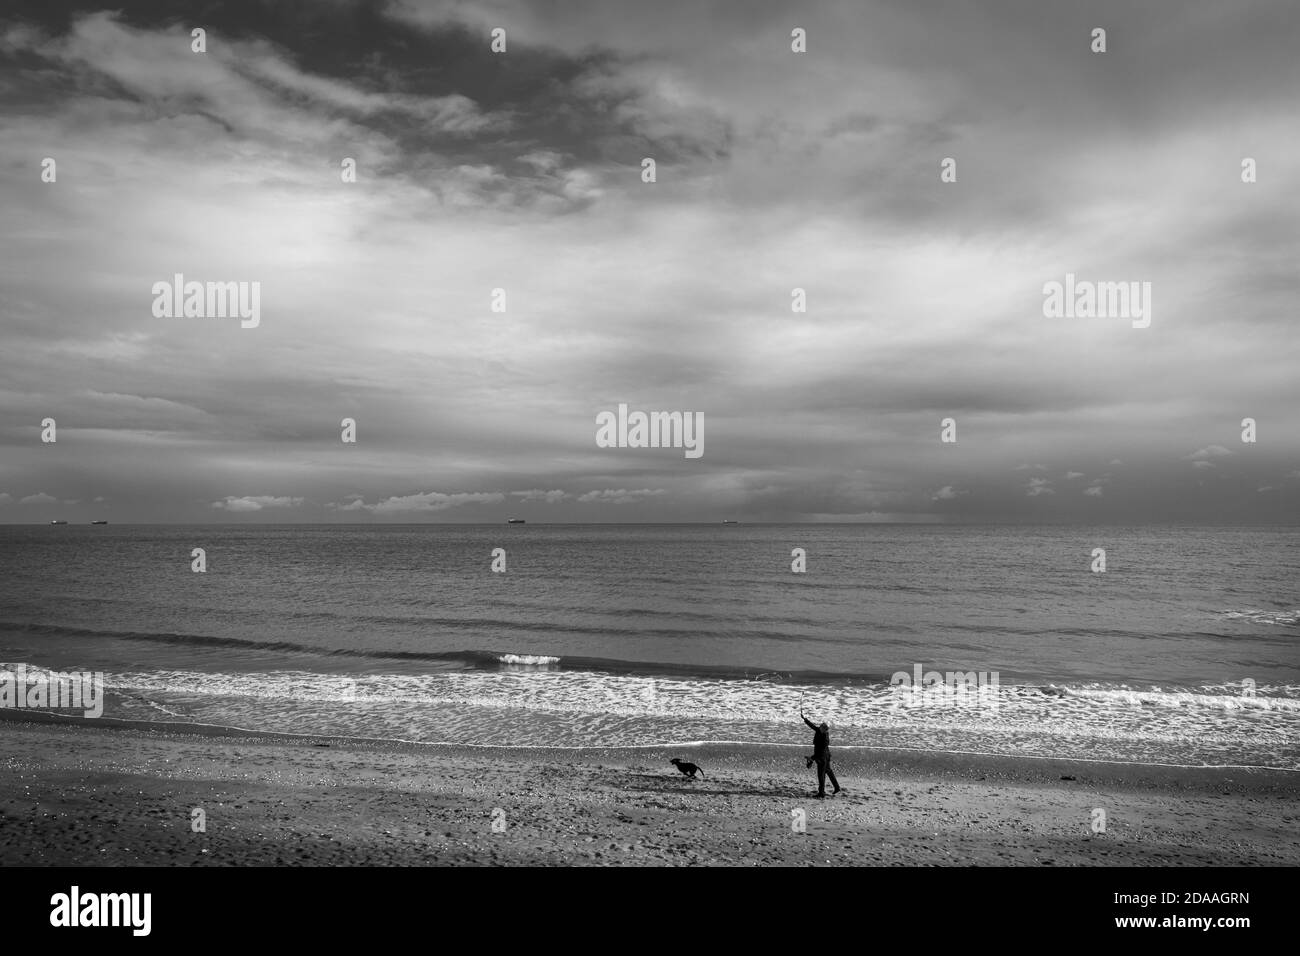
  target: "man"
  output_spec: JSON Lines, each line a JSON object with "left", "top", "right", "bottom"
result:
{"left": 801, "top": 708, "right": 841, "bottom": 798}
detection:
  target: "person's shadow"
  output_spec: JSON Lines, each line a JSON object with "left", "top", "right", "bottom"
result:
{"left": 619, "top": 771, "right": 810, "bottom": 799}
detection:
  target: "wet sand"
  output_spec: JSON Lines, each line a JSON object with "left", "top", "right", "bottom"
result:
{"left": 1, "top": 713, "right": 1295, "bottom": 866}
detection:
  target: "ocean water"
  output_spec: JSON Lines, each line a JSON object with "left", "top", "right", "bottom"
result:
{"left": 1, "top": 524, "right": 1296, "bottom": 769}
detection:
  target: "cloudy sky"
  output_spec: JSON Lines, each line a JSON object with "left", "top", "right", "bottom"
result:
{"left": 2, "top": 0, "right": 1297, "bottom": 522}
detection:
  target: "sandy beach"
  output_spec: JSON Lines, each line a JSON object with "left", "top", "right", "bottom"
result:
{"left": 1, "top": 713, "right": 1295, "bottom": 866}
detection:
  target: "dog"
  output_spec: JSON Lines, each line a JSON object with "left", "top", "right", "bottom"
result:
{"left": 669, "top": 757, "right": 705, "bottom": 779}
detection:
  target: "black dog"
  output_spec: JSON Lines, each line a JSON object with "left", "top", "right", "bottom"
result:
{"left": 669, "top": 758, "right": 705, "bottom": 779}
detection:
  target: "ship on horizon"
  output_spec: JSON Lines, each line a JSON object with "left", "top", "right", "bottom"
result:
{"left": 507, "top": 518, "right": 526, "bottom": 524}
{"left": 91, "top": 520, "right": 108, "bottom": 525}
{"left": 49, "top": 520, "right": 67, "bottom": 525}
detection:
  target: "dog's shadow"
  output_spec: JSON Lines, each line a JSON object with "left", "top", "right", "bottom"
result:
{"left": 620, "top": 771, "right": 809, "bottom": 800}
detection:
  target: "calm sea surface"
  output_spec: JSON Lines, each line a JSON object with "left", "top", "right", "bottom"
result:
{"left": 1, "top": 524, "right": 1296, "bottom": 768}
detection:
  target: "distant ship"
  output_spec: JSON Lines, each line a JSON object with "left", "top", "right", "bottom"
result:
{"left": 49, "top": 520, "right": 68, "bottom": 525}
{"left": 721, "top": 520, "right": 739, "bottom": 524}
{"left": 507, "top": 518, "right": 526, "bottom": 524}
{"left": 91, "top": 520, "right": 108, "bottom": 525}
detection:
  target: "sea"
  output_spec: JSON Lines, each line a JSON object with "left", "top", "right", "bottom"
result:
{"left": 1, "top": 524, "right": 1296, "bottom": 770}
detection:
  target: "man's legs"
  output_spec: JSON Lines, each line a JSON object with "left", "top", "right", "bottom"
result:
{"left": 815, "top": 759, "right": 827, "bottom": 797}
{"left": 826, "top": 763, "right": 841, "bottom": 794}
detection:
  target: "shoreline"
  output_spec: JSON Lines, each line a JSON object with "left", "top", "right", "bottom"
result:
{"left": 3, "top": 707, "right": 1295, "bottom": 780}
{"left": 2, "top": 711, "right": 1296, "bottom": 866}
